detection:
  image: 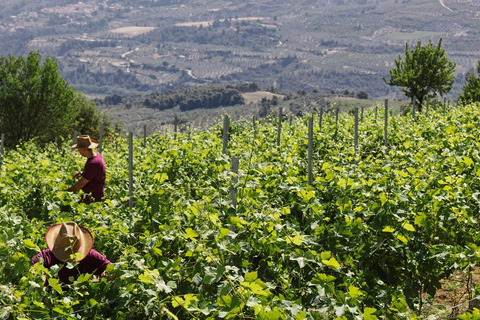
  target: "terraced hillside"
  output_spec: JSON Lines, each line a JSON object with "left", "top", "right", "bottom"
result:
{"left": 0, "top": 0, "right": 478, "bottom": 99}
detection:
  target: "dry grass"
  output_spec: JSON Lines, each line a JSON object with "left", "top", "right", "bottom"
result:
{"left": 241, "top": 91, "right": 284, "bottom": 104}
{"left": 110, "top": 26, "right": 156, "bottom": 37}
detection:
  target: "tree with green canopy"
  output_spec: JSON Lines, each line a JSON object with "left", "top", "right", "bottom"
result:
{"left": 72, "top": 92, "right": 120, "bottom": 140}
{"left": 458, "top": 60, "right": 480, "bottom": 105}
{"left": 384, "top": 38, "right": 456, "bottom": 111}
{"left": 0, "top": 51, "right": 112, "bottom": 149}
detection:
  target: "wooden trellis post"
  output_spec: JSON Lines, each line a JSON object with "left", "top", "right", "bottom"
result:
{"left": 384, "top": 99, "right": 388, "bottom": 147}
{"left": 99, "top": 118, "right": 104, "bottom": 153}
{"left": 129, "top": 132, "right": 134, "bottom": 209}
{"left": 230, "top": 157, "right": 239, "bottom": 206}
{"left": 223, "top": 115, "right": 230, "bottom": 154}
{"left": 334, "top": 107, "right": 339, "bottom": 137}
{"left": 0, "top": 133, "right": 4, "bottom": 169}
{"left": 277, "top": 108, "right": 283, "bottom": 149}
{"left": 354, "top": 107, "right": 359, "bottom": 154}
{"left": 144, "top": 125, "right": 147, "bottom": 147}
{"left": 174, "top": 115, "right": 178, "bottom": 140}
{"left": 308, "top": 117, "right": 313, "bottom": 185}
{"left": 412, "top": 98, "right": 416, "bottom": 119}
{"left": 319, "top": 106, "right": 324, "bottom": 130}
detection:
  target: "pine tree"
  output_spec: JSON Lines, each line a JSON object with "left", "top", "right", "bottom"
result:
{"left": 459, "top": 60, "right": 480, "bottom": 104}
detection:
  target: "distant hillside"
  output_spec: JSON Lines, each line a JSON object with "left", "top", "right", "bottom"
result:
{"left": 0, "top": 0, "right": 477, "bottom": 103}
{"left": 98, "top": 84, "right": 409, "bottom": 135}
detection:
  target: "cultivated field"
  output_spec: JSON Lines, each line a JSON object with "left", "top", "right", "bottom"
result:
{"left": 2, "top": 102, "right": 480, "bottom": 319}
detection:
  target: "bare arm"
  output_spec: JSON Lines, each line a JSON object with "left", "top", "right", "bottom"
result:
{"left": 66, "top": 177, "right": 89, "bottom": 192}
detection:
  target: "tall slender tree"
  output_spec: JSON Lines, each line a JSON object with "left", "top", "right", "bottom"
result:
{"left": 384, "top": 38, "right": 456, "bottom": 111}
{"left": 459, "top": 60, "right": 480, "bottom": 104}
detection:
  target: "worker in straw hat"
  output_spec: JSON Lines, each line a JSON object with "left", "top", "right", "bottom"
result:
{"left": 32, "top": 222, "right": 111, "bottom": 285}
{"left": 67, "top": 135, "right": 106, "bottom": 204}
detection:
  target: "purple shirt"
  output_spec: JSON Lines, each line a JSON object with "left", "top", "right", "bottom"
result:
{"left": 32, "top": 249, "right": 112, "bottom": 284}
{"left": 82, "top": 152, "right": 106, "bottom": 202}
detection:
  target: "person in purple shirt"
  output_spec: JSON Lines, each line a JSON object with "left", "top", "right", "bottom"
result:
{"left": 32, "top": 222, "right": 111, "bottom": 285}
{"left": 67, "top": 135, "right": 106, "bottom": 204}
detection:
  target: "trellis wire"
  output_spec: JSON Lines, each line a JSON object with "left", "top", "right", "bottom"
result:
{"left": 45, "top": 298, "right": 120, "bottom": 320}
{"left": 428, "top": 296, "right": 480, "bottom": 319}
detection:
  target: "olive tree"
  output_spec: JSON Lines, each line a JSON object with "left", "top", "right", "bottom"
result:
{"left": 0, "top": 51, "right": 97, "bottom": 148}
{"left": 458, "top": 60, "right": 480, "bottom": 105}
{"left": 384, "top": 38, "right": 456, "bottom": 111}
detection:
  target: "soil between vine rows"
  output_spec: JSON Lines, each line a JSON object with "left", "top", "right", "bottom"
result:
{"left": 424, "top": 267, "right": 480, "bottom": 318}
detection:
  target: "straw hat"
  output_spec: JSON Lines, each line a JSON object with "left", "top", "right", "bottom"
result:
{"left": 45, "top": 222, "right": 94, "bottom": 262}
{"left": 70, "top": 135, "right": 99, "bottom": 149}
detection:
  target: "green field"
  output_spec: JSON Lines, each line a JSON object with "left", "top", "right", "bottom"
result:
{"left": 1, "top": 102, "right": 480, "bottom": 319}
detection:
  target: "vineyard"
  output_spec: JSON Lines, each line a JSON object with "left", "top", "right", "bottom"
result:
{"left": 2, "top": 103, "right": 480, "bottom": 319}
